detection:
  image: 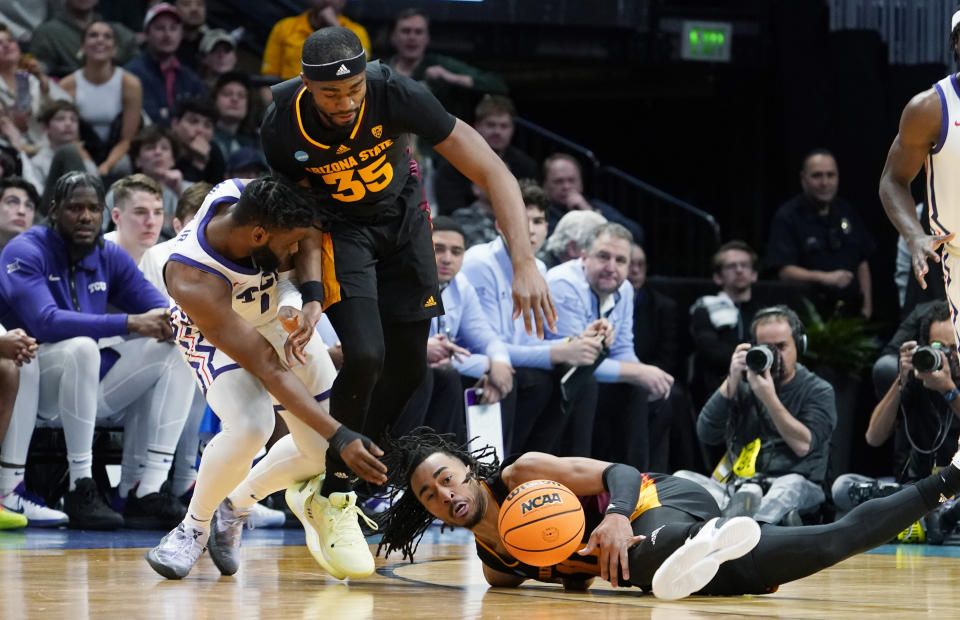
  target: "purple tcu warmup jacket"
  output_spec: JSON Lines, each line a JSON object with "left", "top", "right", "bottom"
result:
{"left": 0, "top": 225, "right": 167, "bottom": 344}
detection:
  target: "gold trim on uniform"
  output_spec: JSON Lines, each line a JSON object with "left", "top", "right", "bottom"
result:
{"left": 320, "top": 232, "right": 342, "bottom": 311}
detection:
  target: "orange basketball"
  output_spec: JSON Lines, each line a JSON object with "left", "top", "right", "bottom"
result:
{"left": 498, "top": 479, "right": 586, "bottom": 567}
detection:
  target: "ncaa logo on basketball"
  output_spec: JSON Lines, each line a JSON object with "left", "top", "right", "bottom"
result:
{"left": 372, "top": 125, "right": 383, "bottom": 138}
{"left": 520, "top": 492, "right": 563, "bottom": 515}
{"left": 294, "top": 150, "right": 309, "bottom": 162}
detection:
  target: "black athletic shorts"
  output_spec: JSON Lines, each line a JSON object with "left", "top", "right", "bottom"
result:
{"left": 318, "top": 191, "right": 443, "bottom": 323}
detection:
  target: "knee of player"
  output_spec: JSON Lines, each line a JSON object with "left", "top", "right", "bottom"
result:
{"left": 60, "top": 337, "right": 102, "bottom": 372}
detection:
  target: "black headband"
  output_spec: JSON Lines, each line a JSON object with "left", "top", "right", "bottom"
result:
{"left": 301, "top": 50, "right": 366, "bottom": 82}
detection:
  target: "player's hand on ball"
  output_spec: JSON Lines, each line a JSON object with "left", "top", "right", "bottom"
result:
{"left": 279, "top": 306, "right": 312, "bottom": 366}
{"left": 577, "top": 513, "right": 645, "bottom": 588}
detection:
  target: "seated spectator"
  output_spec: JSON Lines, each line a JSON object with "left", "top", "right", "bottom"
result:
{"left": 766, "top": 149, "right": 874, "bottom": 319}
{"left": 0, "top": 24, "right": 72, "bottom": 149}
{"left": 103, "top": 174, "right": 164, "bottom": 265}
{"left": 547, "top": 223, "right": 674, "bottom": 471}
{"left": 197, "top": 28, "right": 236, "bottom": 91}
{"left": 451, "top": 182, "right": 497, "bottom": 249}
{"left": 539, "top": 209, "right": 607, "bottom": 269}
{"left": 434, "top": 95, "right": 539, "bottom": 214}
{"left": 224, "top": 147, "right": 269, "bottom": 180}
{"left": 394, "top": 216, "right": 514, "bottom": 444}
{"left": 675, "top": 306, "right": 836, "bottom": 525}
{"left": 0, "top": 171, "right": 194, "bottom": 529}
{"left": 211, "top": 72, "right": 258, "bottom": 159}
{"left": 0, "top": 176, "right": 36, "bottom": 248}
{"left": 689, "top": 241, "right": 766, "bottom": 406}
{"left": 120, "top": 124, "right": 192, "bottom": 238}
{"left": 171, "top": 97, "right": 224, "bottom": 184}
{"left": 30, "top": 0, "right": 138, "bottom": 78}
{"left": 20, "top": 101, "right": 98, "bottom": 211}
{"left": 174, "top": 0, "right": 210, "bottom": 70}
{"left": 461, "top": 180, "right": 602, "bottom": 456}
{"left": 261, "top": 0, "right": 371, "bottom": 80}
{"left": 629, "top": 245, "right": 681, "bottom": 378}
{"left": 125, "top": 3, "right": 206, "bottom": 126}
{"left": 59, "top": 21, "right": 143, "bottom": 177}
{"left": 541, "top": 152, "right": 643, "bottom": 244}
{"left": 831, "top": 301, "right": 960, "bottom": 541}
{"left": 387, "top": 8, "right": 507, "bottom": 123}
{"left": 0, "top": 323, "right": 35, "bottom": 530}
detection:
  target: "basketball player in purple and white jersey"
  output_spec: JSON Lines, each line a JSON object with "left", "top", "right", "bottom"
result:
{"left": 881, "top": 10, "right": 960, "bottom": 345}
{"left": 145, "top": 176, "right": 386, "bottom": 580}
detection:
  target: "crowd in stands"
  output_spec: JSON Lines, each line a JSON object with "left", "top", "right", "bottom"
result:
{"left": 0, "top": 0, "right": 957, "bottom": 543}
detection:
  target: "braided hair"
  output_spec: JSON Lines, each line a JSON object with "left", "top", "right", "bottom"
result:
{"left": 376, "top": 427, "right": 500, "bottom": 562}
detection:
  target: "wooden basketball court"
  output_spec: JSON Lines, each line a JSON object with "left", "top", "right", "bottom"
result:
{"left": 2, "top": 525, "right": 958, "bottom": 619}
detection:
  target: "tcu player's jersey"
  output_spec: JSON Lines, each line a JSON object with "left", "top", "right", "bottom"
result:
{"left": 166, "top": 178, "right": 279, "bottom": 328}
{"left": 927, "top": 74, "right": 960, "bottom": 245}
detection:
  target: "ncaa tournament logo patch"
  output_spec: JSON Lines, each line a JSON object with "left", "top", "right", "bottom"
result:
{"left": 371, "top": 125, "right": 383, "bottom": 139}
{"left": 294, "top": 150, "right": 309, "bottom": 162}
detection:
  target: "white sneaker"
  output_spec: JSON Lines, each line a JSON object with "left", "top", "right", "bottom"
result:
{"left": 145, "top": 522, "right": 209, "bottom": 580}
{"left": 651, "top": 517, "right": 761, "bottom": 600}
{"left": 1, "top": 482, "right": 68, "bottom": 527}
{"left": 286, "top": 475, "right": 378, "bottom": 579}
{"left": 247, "top": 501, "right": 286, "bottom": 529}
{"left": 208, "top": 498, "right": 250, "bottom": 576}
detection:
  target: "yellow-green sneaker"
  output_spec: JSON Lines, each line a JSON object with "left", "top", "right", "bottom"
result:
{"left": 897, "top": 520, "right": 926, "bottom": 544}
{"left": 286, "top": 475, "right": 346, "bottom": 579}
{"left": 286, "top": 474, "right": 378, "bottom": 579}
{"left": 0, "top": 504, "right": 27, "bottom": 530}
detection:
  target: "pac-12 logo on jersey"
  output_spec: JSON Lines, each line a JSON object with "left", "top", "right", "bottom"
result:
{"left": 371, "top": 125, "right": 382, "bottom": 138}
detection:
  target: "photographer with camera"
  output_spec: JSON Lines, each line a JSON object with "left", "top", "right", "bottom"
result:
{"left": 831, "top": 301, "right": 960, "bottom": 541}
{"left": 674, "top": 305, "right": 837, "bottom": 525}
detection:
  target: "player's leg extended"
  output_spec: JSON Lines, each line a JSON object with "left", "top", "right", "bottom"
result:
{"left": 361, "top": 317, "right": 430, "bottom": 445}
{"left": 321, "top": 296, "right": 385, "bottom": 496}
{"left": 706, "top": 455, "right": 960, "bottom": 594}
{"left": 146, "top": 368, "right": 275, "bottom": 579}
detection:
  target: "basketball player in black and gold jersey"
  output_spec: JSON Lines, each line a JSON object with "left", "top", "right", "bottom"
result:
{"left": 260, "top": 27, "right": 554, "bottom": 568}
{"left": 377, "top": 428, "right": 960, "bottom": 600}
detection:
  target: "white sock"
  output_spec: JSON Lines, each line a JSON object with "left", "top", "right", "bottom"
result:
{"left": 67, "top": 451, "right": 94, "bottom": 490}
{"left": 0, "top": 463, "right": 25, "bottom": 496}
{"left": 136, "top": 448, "right": 175, "bottom": 497}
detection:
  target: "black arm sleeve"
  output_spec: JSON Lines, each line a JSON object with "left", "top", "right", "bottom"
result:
{"left": 602, "top": 463, "right": 643, "bottom": 518}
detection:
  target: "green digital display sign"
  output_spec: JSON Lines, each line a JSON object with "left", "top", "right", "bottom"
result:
{"left": 681, "top": 21, "right": 732, "bottom": 62}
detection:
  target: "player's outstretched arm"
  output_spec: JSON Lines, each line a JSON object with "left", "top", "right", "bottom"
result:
{"left": 879, "top": 89, "right": 954, "bottom": 289}
{"left": 434, "top": 119, "right": 557, "bottom": 338}
{"left": 167, "top": 261, "right": 387, "bottom": 484}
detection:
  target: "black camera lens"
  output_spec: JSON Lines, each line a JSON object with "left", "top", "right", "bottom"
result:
{"left": 913, "top": 345, "right": 943, "bottom": 373}
{"left": 745, "top": 345, "right": 776, "bottom": 374}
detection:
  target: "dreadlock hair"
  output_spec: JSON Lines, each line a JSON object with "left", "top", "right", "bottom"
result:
{"left": 232, "top": 176, "right": 318, "bottom": 231}
{"left": 376, "top": 427, "right": 500, "bottom": 563}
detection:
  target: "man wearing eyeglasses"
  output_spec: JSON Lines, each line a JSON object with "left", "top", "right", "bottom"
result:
{"left": 766, "top": 149, "right": 875, "bottom": 319}
{"left": 830, "top": 300, "right": 960, "bottom": 543}
{"left": 690, "top": 241, "right": 766, "bottom": 405}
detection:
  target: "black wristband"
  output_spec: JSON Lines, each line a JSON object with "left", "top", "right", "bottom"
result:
{"left": 602, "top": 463, "right": 643, "bottom": 518}
{"left": 299, "top": 280, "right": 324, "bottom": 305}
{"left": 328, "top": 425, "right": 370, "bottom": 455}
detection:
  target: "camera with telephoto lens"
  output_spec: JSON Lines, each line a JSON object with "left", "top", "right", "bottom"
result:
{"left": 912, "top": 345, "right": 944, "bottom": 373}
{"left": 745, "top": 344, "right": 778, "bottom": 374}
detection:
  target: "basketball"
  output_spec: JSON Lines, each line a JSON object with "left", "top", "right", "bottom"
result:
{"left": 498, "top": 480, "right": 586, "bottom": 567}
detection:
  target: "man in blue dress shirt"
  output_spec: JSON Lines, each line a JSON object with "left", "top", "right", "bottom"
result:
{"left": 546, "top": 222, "right": 674, "bottom": 470}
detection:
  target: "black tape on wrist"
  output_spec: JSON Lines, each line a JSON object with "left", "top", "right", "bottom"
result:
{"left": 301, "top": 51, "right": 366, "bottom": 82}
{"left": 602, "top": 463, "right": 643, "bottom": 518}
{"left": 299, "top": 280, "right": 324, "bottom": 305}
{"left": 328, "top": 425, "right": 370, "bottom": 455}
